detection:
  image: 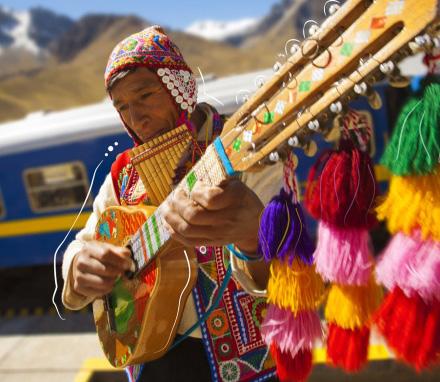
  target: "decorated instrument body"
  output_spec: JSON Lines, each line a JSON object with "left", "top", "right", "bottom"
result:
{"left": 93, "top": 205, "right": 198, "bottom": 367}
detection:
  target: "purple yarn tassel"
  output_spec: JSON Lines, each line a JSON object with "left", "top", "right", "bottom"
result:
{"left": 259, "top": 188, "right": 314, "bottom": 265}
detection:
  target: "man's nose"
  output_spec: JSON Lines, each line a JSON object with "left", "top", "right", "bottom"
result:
{"left": 129, "top": 103, "right": 146, "bottom": 128}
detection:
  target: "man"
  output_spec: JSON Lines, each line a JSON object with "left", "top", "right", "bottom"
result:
{"left": 62, "top": 26, "right": 281, "bottom": 381}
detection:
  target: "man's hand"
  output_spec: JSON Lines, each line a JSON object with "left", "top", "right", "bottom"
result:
{"left": 72, "top": 242, "right": 133, "bottom": 298}
{"left": 162, "top": 179, "right": 264, "bottom": 252}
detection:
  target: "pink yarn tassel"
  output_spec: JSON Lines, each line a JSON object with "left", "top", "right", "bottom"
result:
{"left": 314, "top": 221, "right": 373, "bottom": 285}
{"left": 376, "top": 231, "right": 440, "bottom": 303}
{"left": 261, "top": 304, "right": 323, "bottom": 358}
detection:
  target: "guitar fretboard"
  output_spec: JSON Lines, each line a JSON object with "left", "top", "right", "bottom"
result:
{"left": 129, "top": 143, "right": 231, "bottom": 273}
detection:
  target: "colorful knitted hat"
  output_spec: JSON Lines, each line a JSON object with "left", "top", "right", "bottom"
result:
{"left": 105, "top": 25, "right": 198, "bottom": 114}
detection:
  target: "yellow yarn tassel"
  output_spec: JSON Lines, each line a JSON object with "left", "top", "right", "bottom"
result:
{"left": 376, "top": 166, "right": 440, "bottom": 241}
{"left": 325, "top": 277, "right": 383, "bottom": 329}
{"left": 267, "top": 259, "right": 325, "bottom": 314}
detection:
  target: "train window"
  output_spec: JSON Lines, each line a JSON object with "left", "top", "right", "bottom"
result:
{"left": 23, "top": 162, "right": 91, "bottom": 212}
{"left": 0, "top": 187, "right": 5, "bottom": 219}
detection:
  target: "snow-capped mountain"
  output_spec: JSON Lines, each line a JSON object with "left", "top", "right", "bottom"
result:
{"left": 185, "top": 18, "right": 259, "bottom": 42}
{"left": 0, "top": 6, "right": 73, "bottom": 54}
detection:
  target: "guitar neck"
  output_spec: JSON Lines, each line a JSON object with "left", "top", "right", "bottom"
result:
{"left": 129, "top": 141, "right": 234, "bottom": 273}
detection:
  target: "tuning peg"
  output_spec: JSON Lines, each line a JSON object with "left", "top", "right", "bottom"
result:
{"left": 409, "top": 33, "right": 437, "bottom": 53}
{"left": 353, "top": 81, "right": 382, "bottom": 109}
{"left": 269, "top": 151, "right": 280, "bottom": 162}
{"left": 290, "top": 43, "right": 300, "bottom": 55}
{"left": 308, "top": 24, "right": 320, "bottom": 36}
{"left": 379, "top": 60, "right": 410, "bottom": 88}
{"left": 256, "top": 78, "right": 265, "bottom": 88}
{"left": 330, "top": 101, "right": 344, "bottom": 114}
{"left": 329, "top": 3, "right": 340, "bottom": 15}
{"left": 307, "top": 119, "right": 320, "bottom": 131}
{"left": 354, "top": 82, "right": 368, "bottom": 95}
{"left": 379, "top": 60, "right": 395, "bottom": 74}
{"left": 273, "top": 61, "right": 282, "bottom": 72}
{"left": 288, "top": 136, "right": 300, "bottom": 147}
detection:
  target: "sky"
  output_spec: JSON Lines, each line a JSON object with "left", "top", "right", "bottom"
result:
{"left": 0, "top": 0, "right": 280, "bottom": 29}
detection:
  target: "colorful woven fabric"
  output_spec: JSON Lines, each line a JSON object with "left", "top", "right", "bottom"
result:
{"left": 105, "top": 25, "right": 198, "bottom": 114}
{"left": 193, "top": 246, "right": 276, "bottom": 381}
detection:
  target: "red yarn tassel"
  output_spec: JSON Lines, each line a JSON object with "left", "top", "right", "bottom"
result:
{"left": 304, "top": 150, "right": 331, "bottom": 220}
{"left": 326, "top": 323, "right": 370, "bottom": 372}
{"left": 304, "top": 140, "right": 377, "bottom": 229}
{"left": 270, "top": 344, "right": 313, "bottom": 382}
{"left": 374, "top": 287, "right": 440, "bottom": 370}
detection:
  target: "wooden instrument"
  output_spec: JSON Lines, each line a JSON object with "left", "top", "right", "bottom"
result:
{"left": 93, "top": 0, "right": 440, "bottom": 368}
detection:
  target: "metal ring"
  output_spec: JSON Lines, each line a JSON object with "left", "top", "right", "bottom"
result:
{"left": 252, "top": 102, "right": 272, "bottom": 125}
{"left": 303, "top": 20, "right": 320, "bottom": 39}
{"left": 312, "top": 48, "right": 333, "bottom": 68}
{"left": 285, "top": 38, "right": 301, "bottom": 57}
{"left": 301, "top": 38, "right": 320, "bottom": 59}
{"left": 284, "top": 74, "right": 298, "bottom": 90}
{"left": 324, "top": 0, "right": 341, "bottom": 16}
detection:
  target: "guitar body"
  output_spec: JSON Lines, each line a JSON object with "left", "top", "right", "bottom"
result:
{"left": 92, "top": 205, "right": 198, "bottom": 367}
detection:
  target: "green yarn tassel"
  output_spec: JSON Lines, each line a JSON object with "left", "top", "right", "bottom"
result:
{"left": 381, "top": 83, "right": 440, "bottom": 176}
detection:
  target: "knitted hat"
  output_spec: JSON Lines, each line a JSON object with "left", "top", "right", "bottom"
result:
{"left": 105, "top": 25, "right": 198, "bottom": 114}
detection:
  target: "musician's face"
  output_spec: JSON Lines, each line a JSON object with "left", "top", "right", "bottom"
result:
{"left": 110, "top": 67, "right": 180, "bottom": 142}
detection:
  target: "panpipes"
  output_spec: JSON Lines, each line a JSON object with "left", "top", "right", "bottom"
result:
{"left": 128, "top": 124, "right": 193, "bottom": 206}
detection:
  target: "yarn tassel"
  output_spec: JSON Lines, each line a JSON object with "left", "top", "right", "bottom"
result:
{"left": 304, "top": 141, "right": 378, "bottom": 229}
{"left": 326, "top": 323, "right": 370, "bottom": 372}
{"left": 374, "top": 80, "right": 440, "bottom": 371}
{"left": 324, "top": 279, "right": 382, "bottom": 371}
{"left": 325, "top": 278, "right": 383, "bottom": 329}
{"left": 263, "top": 151, "right": 323, "bottom": 381}
{"left": 304, "top": 150, "right": 332, "bottom": 220}
{"left": 267, "top": 259, "right": 324, "bottom": 313}
{"left": 374, "top": 287, "right": 440, "bottom": 370}
{"left": 376, "top": 231, "right": 440, "bottom": 303}
{"left": 381, "top": 83, "right": 440, "bottom": 176}
{"left": 304, "top": 110, "right": 381, "bottom": 373}
{"left": 376, "top": 166, "right": 440, "bottom": 241}
{"left": 261, "top": 305, "right": 323, "bottom": 358}
{"left": 259, "top": 189, "right": 314, "bottom": 265}
{"left": 270, "top": 345, "right": 313, "bottom": 382}
{"left": 314, "top": 221, "right": 373, "bottom": 285}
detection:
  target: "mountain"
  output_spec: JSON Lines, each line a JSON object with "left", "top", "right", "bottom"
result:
{"left": 0, "top": 0, "right": 341, "bottom": 124}
{"left": 0, "top": 13, "right": 269, "bottom": 123}
{"left": 240, "top": 0, "right": 327, "bottom": 57}
{"left": 185, "top": 18, "right": 259, "bottom": 42}
{"left": 0, "top": 7, "right": 73, "bottom": 79}
{"left": 49, "top": 14, "right": 138, "bottom": 62}
{"left": 0, "top": 6, "right": 73, "bottom": 53}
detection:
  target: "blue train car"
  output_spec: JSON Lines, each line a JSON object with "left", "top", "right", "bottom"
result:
{"left": 0, "top": 101, "right": 134, "bottom": 268}
{"left": 0, "top": 69, "right": 395, "bottom": 268}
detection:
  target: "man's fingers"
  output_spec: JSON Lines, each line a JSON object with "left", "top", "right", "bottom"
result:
{"left": 87, "top": 242, "right": 133, "bottom": 271}
{"left": 162, "top": 208, "right": 212, "bottom": 240}
{"left": 74, "top": 272, "right": 115, "bottom": 296}
{"left": 76, "top": 257, "right": 122, "bottom": 278}
{"left": 190, "top": 180, "right": 242, "bottom": 211}
{"left": 171, "top": 188, "right": 237, "bottom": 226}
